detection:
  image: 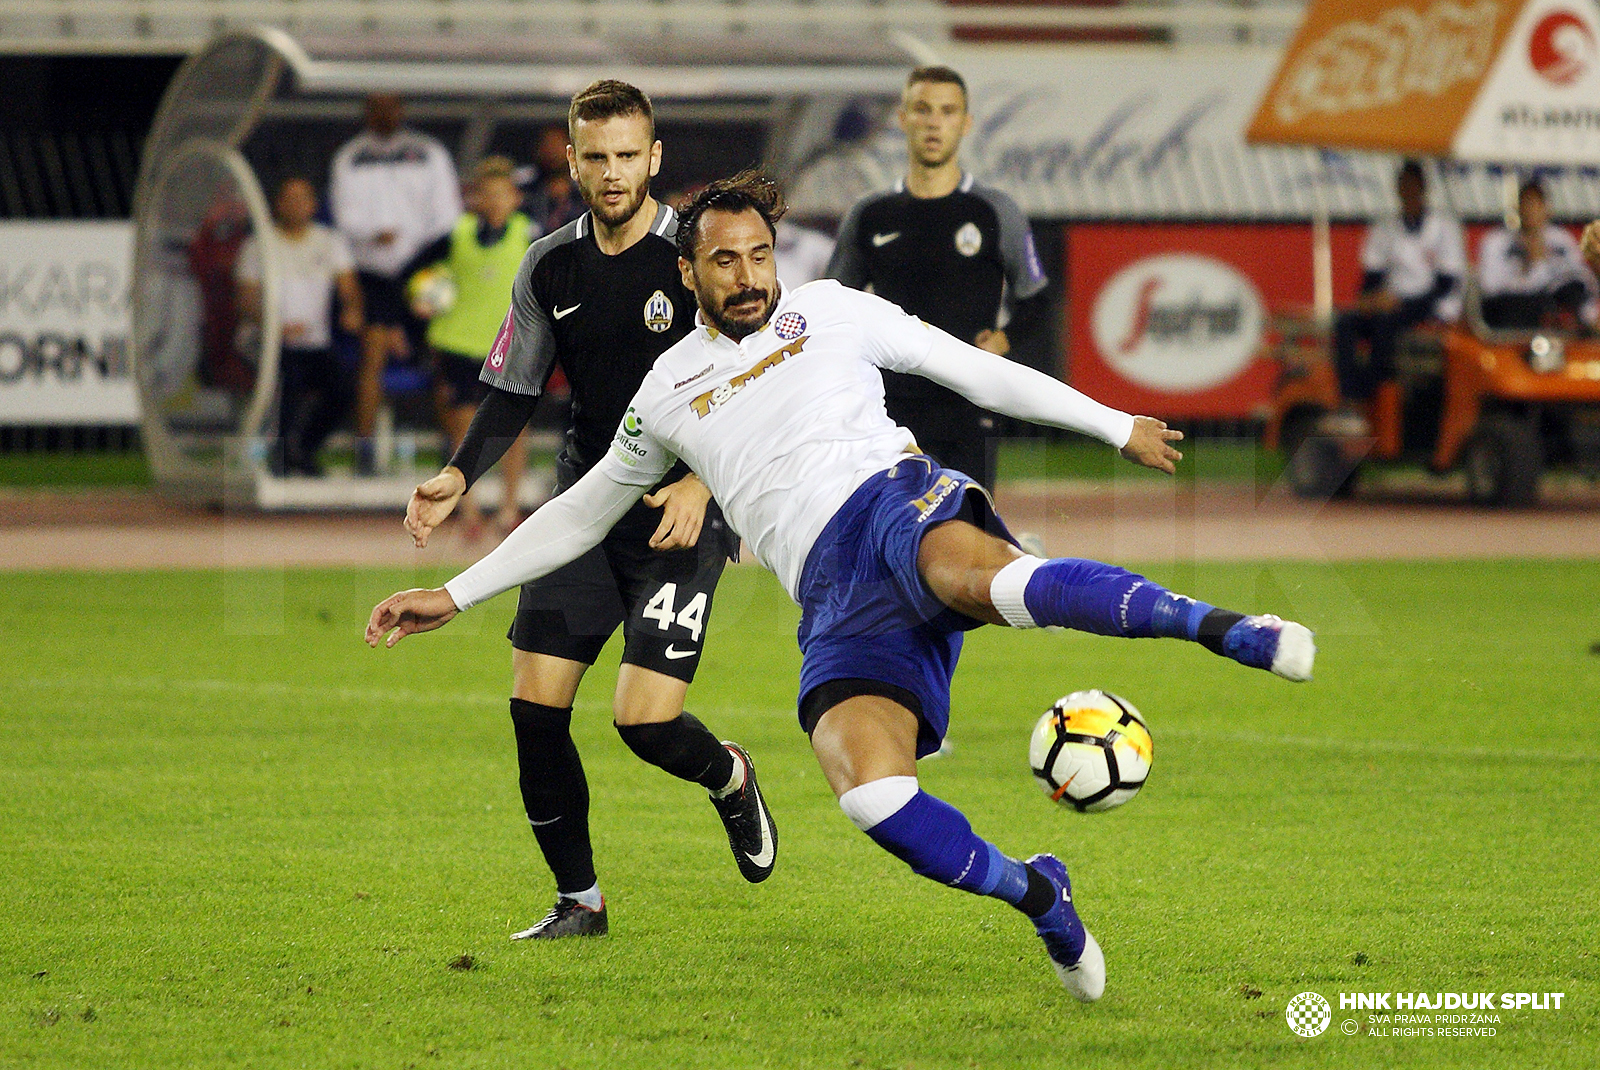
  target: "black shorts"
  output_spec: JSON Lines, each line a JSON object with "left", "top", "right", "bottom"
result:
{"left": 358, "top": 270, "right": 411, "bottom": 327}
{"left": 508, "top": 504, "right": 735, "bottom": 682}
{"left": 432, "top": 346, "right": 489, "bottom": 407}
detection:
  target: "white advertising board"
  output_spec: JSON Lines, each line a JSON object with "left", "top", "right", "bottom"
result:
{"left": 0, "top": 221, "right": 138, "bottom": 425}
{"left": 792, "top": 41, "right": 1600, "bottom": 221}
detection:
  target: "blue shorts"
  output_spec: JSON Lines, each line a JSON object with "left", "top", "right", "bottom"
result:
{"left": 795, "top": 456, "right": 1016, "bottom": 758}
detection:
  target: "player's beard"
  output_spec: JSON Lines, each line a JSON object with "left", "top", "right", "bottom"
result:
{"left": 912, "top": 137, "right": 959, "bottom": 171}
{"left": 703, "top": 286, "right": 777, "bottom": 341}
{"left": 582, "top": 174, "right": 649, "bottom": 228}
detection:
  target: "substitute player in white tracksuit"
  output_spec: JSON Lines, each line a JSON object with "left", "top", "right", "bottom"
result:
{"left": 367, "top": 173, "right": 1316, "bottom": 998}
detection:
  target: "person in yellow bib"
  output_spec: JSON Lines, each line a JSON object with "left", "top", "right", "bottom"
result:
{"left": 406, "top": 156, "right": 539, "bottom": 538}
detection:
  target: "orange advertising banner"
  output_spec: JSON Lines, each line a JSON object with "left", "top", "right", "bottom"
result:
{"left": 1246, "top": 0, "right": 1526, "bottom": 154}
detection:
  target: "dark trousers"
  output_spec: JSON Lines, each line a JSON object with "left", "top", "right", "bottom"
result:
{"left": 1481, "top": 280, "right": 1589, "bottom": 331}
{"left": 1332, "top": 296, "right": 1436, "bottom": 402}
{"left": 885, "top": 391, "right": 999, "bottom": 489}
{"left": 278, "top": 347, "right": 353, "bottom": 469}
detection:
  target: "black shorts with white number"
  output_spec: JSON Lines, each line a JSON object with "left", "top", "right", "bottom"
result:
{"left": 508, "top": 499, "right": 735, "bottom": 682}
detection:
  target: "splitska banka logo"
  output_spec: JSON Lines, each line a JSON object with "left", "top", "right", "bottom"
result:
{"left": 1529, "top": 8, "right": 1597, "bottom": 86}
{"left": 690, "top": 336, "right": 807, "bottom": 417}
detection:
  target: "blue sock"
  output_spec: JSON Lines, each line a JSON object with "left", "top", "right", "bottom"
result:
{"left": 863, "top": 790, "right": 1032, "bottom": 906}
{"left": 1021, "top": 558, "right": 1215, "bottom": 641}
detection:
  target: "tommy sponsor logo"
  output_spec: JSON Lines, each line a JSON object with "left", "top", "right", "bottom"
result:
{"left": 910, "top": 474, "right": 960, "bottom": 523}
{"left": 486, "top": 309, "right": 514, "bottom": 370}
{"left": 690, "top": 336, "right": 807, "bottom": 417}
{"left": 673, "top": 363, "right": 715, "bottom": 389}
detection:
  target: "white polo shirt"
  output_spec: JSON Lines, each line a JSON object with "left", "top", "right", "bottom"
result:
{"left": 1478, "top": 225, "right": 1597, "bottom": 310}
{"left": 1361, "top": 208, "right": 1467, "bottom": 322}
{"left": 330, "top": 128, "right": 462, "bottom": 278}
{"left": 236, "top": 223, "right": 354, "bottom": 351}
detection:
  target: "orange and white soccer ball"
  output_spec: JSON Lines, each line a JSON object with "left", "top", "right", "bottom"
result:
{"left": 1029, "top": 689, "right": 1153, "bottom": 813}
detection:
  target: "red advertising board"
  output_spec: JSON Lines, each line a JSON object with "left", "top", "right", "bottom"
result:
{"left": 1064, "top": 223, "right": 1367, "bottom": 418}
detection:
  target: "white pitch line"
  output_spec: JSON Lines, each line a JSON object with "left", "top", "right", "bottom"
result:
{"left": 1154, "top": 726, "right": 1600, "bottom": 765}
{"left": 15, "top": 676, "right": 1600, "bottom": 766}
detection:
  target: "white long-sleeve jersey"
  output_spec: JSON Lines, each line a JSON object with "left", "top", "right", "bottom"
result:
{"left": 446, "top": 280, "right": 1135, "bottom": 610}
{"left": 330, "top": 128, "right": 462, "bottom": 278}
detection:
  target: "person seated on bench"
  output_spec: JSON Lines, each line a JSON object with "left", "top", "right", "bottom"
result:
{"left": 1331, "top": 160, "right": 1465, "bottom": 428}
{"left": 1479, "top": 179, "right": 1597, "bottom": 332}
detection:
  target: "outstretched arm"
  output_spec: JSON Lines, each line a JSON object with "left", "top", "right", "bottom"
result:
{"left": 368, "top": 466, "right": 647, "bottom": 647}
{"left": 909, "top": 328, "right": 1182, "bottom": 472}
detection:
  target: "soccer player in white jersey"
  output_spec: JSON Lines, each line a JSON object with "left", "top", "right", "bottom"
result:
{"left": 366, "top": 172, "right": 1316, "bottom": 998}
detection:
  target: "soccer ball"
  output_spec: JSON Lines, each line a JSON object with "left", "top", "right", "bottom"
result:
{"left": 406, "top": 265, "right": 457, "bottom": 319}
{"left": 1029, "top": 690, "right": 1153, "bottom": 813}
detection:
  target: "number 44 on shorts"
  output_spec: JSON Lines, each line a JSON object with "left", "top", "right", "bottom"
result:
{"left": 641, "top": 582, "right": 707, "bottom": 642}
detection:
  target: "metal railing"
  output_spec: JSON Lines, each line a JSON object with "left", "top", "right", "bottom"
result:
{"left": 0, "top": 1, "right": 1305, "bottom": 53}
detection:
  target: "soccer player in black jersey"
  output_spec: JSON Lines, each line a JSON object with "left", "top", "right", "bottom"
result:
{"left": 402, "top": 81, "right": 775, "bottom": 939}
{"left": 827, "top": 66, "right": 1050, "bottom": 490}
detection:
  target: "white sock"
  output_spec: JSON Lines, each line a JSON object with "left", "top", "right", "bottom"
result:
{"left": 989, "top": 555, "right": 1045, "bottom": 629}
{"left": 838, "top": 775, "right": 919, "bottom": 831}
{"left": 710, "top": 745, "right": 747, "bottom": 799}
{"left": 563, "top": 882, "right": 603, "bottom": 911}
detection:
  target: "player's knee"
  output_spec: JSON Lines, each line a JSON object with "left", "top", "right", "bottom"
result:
{"left": 509, "top": 698, "right": 572, "bottom": 738}
{"left": 838, "top": 775, "right": 919, "bottom": 831}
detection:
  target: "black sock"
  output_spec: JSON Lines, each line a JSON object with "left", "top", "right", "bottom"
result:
{"left": 614, "top": 712, "right": 736, "bottom": 791}
{"left": 508, "top": 699, "right": 595, "bottom": 895}
{"left": 1017, "top": 863, "right": 1058, "bottom": 918}
{"left": 1196, "top": 609, "right": 1246, "bottom": 656}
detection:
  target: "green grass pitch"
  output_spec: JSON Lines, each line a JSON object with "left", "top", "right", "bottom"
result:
{"left": 3, "top": 560, "right": 1597, "bottom": 1068}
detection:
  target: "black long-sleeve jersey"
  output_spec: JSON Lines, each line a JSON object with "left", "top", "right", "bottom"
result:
{"left": 826, "top": 171, "right": 1049, "bottom": 408}
{"left": 450, "top": 202, "right": 726, "bottom": 546}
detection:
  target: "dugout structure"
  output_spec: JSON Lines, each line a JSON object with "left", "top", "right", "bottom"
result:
{"left": 131, "top": 25, "right": 911, "bottom": 507}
